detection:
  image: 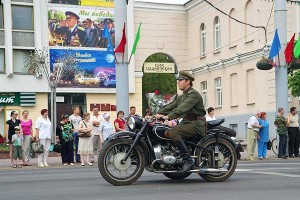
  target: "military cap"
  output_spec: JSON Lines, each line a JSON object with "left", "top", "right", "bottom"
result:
{"left": 176, "top": 70, "right": 194, "bottom": 81}
{"left": 104, "top": 18, "right": 113, "bottom": 24}
{"left": 65, "top": 11, "right": 80, "bottom": 20}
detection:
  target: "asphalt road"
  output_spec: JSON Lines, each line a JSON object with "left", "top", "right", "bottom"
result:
{"left": 1, "top": 159, "right": 300, "bottom": 200}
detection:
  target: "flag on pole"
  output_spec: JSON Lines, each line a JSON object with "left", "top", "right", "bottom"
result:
{"left": 102, "top": 24, "right": 114, "bottom": 53}
{"left": 293, "top": 37, "right": 300, "bottom": 59}
{"left": 129, "top": 22, "right": 142, "bottom": 63}
{"left": 114, "top": 23, "right": 127, "bottom": 61}
{"left": 284, "top": 33, "right": 295, "bottom": 64}
{"left": 268, "top": 29, "right": 281, "bottom": 59}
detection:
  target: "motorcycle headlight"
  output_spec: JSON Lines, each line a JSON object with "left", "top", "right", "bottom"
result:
{"left": 128, "top": 117, "right": 136, "bottom": 130}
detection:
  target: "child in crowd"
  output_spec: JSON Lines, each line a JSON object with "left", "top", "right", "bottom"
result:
{"left": 12, "top": 126, "right": 24, "bottom": 168}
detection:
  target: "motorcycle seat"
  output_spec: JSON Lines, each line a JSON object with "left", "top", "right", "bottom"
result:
{"left": 207, "top": 119, "right": 225, "bottom": 127}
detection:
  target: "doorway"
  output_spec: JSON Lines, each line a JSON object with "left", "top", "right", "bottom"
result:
{"left": 142, "top": 53, "right": 177, "bottom": 116}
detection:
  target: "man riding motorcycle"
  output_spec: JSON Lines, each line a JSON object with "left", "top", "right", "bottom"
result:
{"left": 155, "top": 70, "right": 206, "bottom": 172}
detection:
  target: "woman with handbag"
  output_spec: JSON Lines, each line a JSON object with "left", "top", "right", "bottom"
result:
{"left": 56, "top": 114, "right": 74, "bottom": 166}
{"left": 78, "top": 113, "right": 93, "bottom": 166}
{"left": 258, "top": 112, "right": 270, "bottom": 160}
{"left": 35, "top": 109, "right": 52, "bottom": 167}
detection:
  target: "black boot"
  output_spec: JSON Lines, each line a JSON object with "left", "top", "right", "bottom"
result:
{"left": 174, "top": 139, "right": 194, "bottom": 172}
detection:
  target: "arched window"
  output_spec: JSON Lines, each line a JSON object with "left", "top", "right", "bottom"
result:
{"left": 229, "top": 8, "right": 237, "bottom": 47}
{"left": 200, "top": 23, "right": 206, "bottom": 56}
{"left": 214, "top": 16, "right": 221, "bottom": 52}
{"left": 245, "top": 0, "right": 254, "bottom": 42}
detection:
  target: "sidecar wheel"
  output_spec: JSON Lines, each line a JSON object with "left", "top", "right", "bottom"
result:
{"left": 163, "top": 172, "right": 191, "bottom": 180}
{"left": 196, "top": 137, "right": 237, "bottom": 182}
{"left": 98, "top": 138, "right": 145, "bottom": 186}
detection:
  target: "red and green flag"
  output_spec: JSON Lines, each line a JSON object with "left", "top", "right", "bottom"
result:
{"left": 284, "top": 33, "right": 295, "bottom": 64}
{"left": 129, "top": 22, "right": 141, "bottom": 63}
{"left": 293, "top": 36, "right": 300, "bottom": 59}
{"left": 114, "top": 23, "right": 127, "bottom": 62}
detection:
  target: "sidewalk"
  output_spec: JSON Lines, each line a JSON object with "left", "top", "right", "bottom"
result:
{"left": 0, "top": 148, "right": 283, "bottom": 170}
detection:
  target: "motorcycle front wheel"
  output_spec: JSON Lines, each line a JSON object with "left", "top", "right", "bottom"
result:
{"left": 98, "top": 138, "right": 145, "bottom": 186}
{"left": 195, "top": 137, "right": 237, "bottom": 182}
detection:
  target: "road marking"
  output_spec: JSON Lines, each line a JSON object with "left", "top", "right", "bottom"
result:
{"left": 236, "top": 167, "right": 296, "bottom": 171}
{"left": 251, "top": 171, "right": 300, "bottom": 178}
{"left": 238, "top": 162, "right": 300, "bottom": 166}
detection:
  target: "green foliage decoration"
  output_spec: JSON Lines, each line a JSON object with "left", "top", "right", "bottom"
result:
{"left": 142, "top": 53, "right": 177, "bottom": 115}
{"left": 288, "top": 69, "right": 300, "bottom": 97}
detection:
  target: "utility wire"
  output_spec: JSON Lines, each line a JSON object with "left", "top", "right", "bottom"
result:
{"left": 266, "top": 1, "right": 275, "bottom": 29}
{"left": 176, "top": 0, "right": 275, "bottom": 66}
{"left": 203, "top": 0, "right": 267, "bottom": 43}
{"left": 176, "top": 28, "right": 263, "bottom": 65}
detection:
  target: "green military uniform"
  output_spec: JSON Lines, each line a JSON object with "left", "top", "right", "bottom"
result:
{"left": 157, "top": 72, "right": 206, "bottom": 141}
{"left": 274, "top": 115, "right": 287, "bottom": 135}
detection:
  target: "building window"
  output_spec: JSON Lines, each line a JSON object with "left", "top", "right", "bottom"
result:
{"left": 214, "top": 16, "right": 221, "bottom": 52}
{"left": 246, "top": 69, "right": 255, "bottom": 103}
{"left": 229, "top": 124, "right": 238, "bottom": 132}
{"left": 216, "top": 78, "right": 222, "bottom": 107}
{"left": 0, "top": 4, "right": 3, "bottom": 28}
{"left": 12, "top": 5, "right": 33, "bottom": 30}
{"left": 245, "top": 0, "right": 254, "bottom": 42}
{"left": 229, "top": 8, "right": 237, "bottom": 47}
{"left": 0, "top": 49, "right": 4, "bottom": 72}
{"left": 230, "top": 73, "right": 238, "bottom": 106}
{"left": 200, "top": 23, "right": 206, "bottom": 56}
{"left": 201, "top": 81, "right": 208, "bottom": 108}
{"left": 13, "top": 49, "right": 31, "bottom": 74}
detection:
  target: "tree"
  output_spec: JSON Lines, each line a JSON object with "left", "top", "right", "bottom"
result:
{"left": 288, "top": 70, "right": 300, "bottom": 97}
{"left": 142, "top": 53, "right": 177, "bottom": 115}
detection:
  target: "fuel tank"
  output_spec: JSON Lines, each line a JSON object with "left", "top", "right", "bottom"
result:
{"left": 151, "top": 123, "right": 172, "bottom": 141}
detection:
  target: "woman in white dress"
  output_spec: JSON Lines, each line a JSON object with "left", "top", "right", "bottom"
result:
{"left": 78, "top": 113, "right": 93, "bottom": 166}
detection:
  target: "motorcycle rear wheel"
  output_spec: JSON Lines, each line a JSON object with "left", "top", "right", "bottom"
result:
{"left": 98, "top": 138, "right": 145, "bottom": 186}
{"left": 196, "top": 137, "right": 237, "bottom": 182}
{"left": 163, "top": 172, "right": 192, "bottom": 180}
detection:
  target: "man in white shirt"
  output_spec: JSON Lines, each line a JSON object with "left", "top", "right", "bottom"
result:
{"left": 69, "top": 106, "right": 82, "bottom": 163}
{"left": 205, "top": 107, "right": 216, "bottom": 121}
{"left": 90, "top": 107, "right": 103, "bottom": 162}
{"left": 246, "top": 111, "right": 262, "bottom": 161}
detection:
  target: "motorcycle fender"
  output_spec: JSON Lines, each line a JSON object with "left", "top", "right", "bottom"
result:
{"left": 107, "top": 131, "right": 137, "bottom": 141}
{"left": 198, "top": 133, "right": 236, "bottom": 148}
{"left": 106, "top": 131, "right": 149, "bottom": 156}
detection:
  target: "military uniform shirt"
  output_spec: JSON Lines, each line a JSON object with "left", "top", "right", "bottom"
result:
{"left": 157, "top": 87, "right": 206, "bottom": 121}
{"left": 274, "top": 115, "right": 287, "bottom": 135}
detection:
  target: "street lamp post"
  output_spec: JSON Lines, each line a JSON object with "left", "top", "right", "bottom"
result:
{"left": 25, "top": 49, "right": 77, "bottom": 142}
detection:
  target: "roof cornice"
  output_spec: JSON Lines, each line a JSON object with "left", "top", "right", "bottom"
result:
{"left": 191, "top": 46, "right": 270, "bottom": 75}
{"left": 133, "top": 1, "right": 187, "bottom": 13}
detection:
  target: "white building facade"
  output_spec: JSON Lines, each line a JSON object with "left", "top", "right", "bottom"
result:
{"left": 0, "top": 0, "right": 299, "bottom": 138}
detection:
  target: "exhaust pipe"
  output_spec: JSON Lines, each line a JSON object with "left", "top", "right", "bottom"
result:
{"left": 198, "top": 168, "right": 228, "bottom": 174}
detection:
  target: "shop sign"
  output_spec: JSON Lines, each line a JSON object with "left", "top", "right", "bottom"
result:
{"left": 0, "top": 93, "right": 20, "bottom": 106}
{"left": 143, "top": 62, "right": 176, "bottom": 73}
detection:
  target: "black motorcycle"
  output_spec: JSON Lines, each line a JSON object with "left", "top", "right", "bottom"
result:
{"left": 98, "top": 116, "right": 238, "bottom": 186}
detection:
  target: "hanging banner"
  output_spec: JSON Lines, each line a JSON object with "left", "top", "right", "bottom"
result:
{"left": 50, "top": 49, "right": 116, "bottom": 88}
{"left": 143, "top": 62, "right": 176, "bottom": 73}
{"left": 49, "top": 0, "right": 114, "bottom": 8}
{"left": 48, "top": 6, "right": 115, "bottom": 48}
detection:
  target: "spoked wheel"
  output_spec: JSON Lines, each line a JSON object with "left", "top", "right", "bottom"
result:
{"left": 98, "top": 138, "right": 145, "bottom": 186}
{"left": 163, "top": 172, "right": 192, "bottom": 180}
{"left": 195, "top": 137, "right": 237, "bottom": 182}
{"left": 271, "top": 138, "right": 278, "bottom": 155}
